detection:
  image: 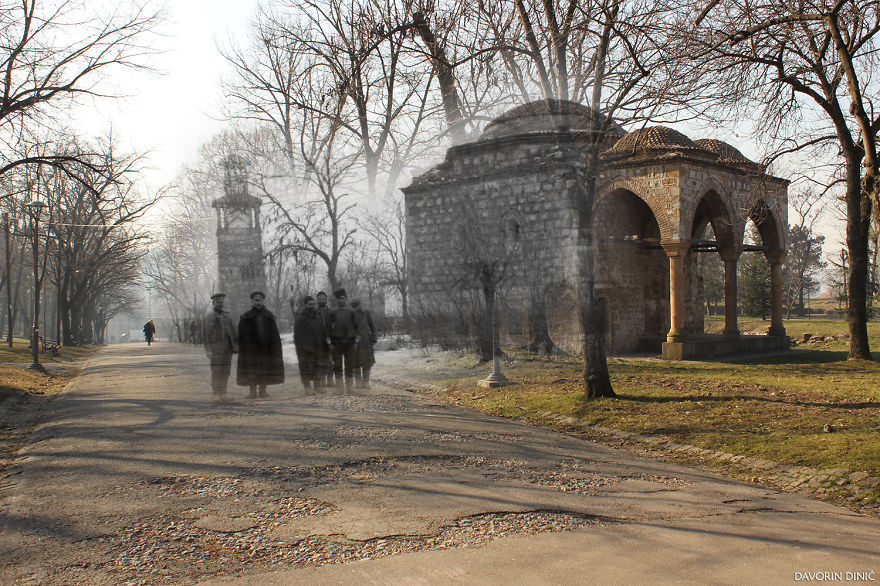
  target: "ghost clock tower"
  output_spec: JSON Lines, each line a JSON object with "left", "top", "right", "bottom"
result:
{"left": 212, "top": 155, "right": 266, "bottom": 318}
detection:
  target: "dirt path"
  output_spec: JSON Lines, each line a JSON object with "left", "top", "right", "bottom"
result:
{"left": 1, "top": 343, "right": 878, "bottom": 585}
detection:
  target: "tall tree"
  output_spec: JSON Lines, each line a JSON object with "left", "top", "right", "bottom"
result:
{"left": 683, "top": 0, "right": 880, "bottom": 359}
{"left": 0, "top": 0, "right": 159, "bottom": 187}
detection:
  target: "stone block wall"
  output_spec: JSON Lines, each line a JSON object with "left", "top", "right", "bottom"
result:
{"left": 406, "top": 135, "right": 584, "bottom": 349}
{"left": 405, "top": 122, "right": 787, "bottom": 357}
{"left": 593, "top": 189, "right": 670, "bottom": 351}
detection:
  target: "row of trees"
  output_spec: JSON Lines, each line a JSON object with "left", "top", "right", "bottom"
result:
{"left": 0, "top": 1, "right": 160, "bottom": 348}
{"left": 0, "top": 141, "right": 154, "bottom": 346}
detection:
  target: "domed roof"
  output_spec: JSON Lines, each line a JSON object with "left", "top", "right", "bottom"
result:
{"left": 693, "top": 139, "right": 756, "bottom": 165}
{"left": 480, "top": 100, "right": 625, "bottom": 141}
{"left": 603, "top": 126, "right": 712, "bottom": 159}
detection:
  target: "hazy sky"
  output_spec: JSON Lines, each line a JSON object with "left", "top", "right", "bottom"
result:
{"left": 77, "top": 0, "right": 262, "bottom": 193}
{"left": 73, "top": 0, "right": 845, "bottom": 255}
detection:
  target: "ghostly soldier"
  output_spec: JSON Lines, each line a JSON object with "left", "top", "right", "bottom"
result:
{"left": 204, "top": 293, "right": 238, "bottom": 400}
{"left": 237, "top": 291, "right": 285, "bottom": 398}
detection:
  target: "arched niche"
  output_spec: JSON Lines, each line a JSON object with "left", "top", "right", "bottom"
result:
{"left": 598, "top": 179, "right": 674, "bottom": 242}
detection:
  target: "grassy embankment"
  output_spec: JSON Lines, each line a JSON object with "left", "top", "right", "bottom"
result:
{"left": 392, "top": 318, "right": 880, "bottom": 507}
{"left": 0, "top": 338, "right": 95, "bottom": 403}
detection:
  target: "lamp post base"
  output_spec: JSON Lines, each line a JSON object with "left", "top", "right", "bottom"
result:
{"left": 478, "top": 356, "right": 513, "bottom": 388}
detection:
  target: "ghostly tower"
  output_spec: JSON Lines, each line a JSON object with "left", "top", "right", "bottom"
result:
{"left": 212, "top": 155, "right": 266, "bottom": 318}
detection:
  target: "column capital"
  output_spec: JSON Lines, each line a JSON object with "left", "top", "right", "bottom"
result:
{"left": 661, "top": 240, "right": 691, "bottom": 258}
{"left": 764, "top": 248, "right": 786, "bottom": 265}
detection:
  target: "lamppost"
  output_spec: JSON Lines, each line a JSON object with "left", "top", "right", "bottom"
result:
{"left": 4, "top": 212, "right": 14, "bottom": 348}
{"left": 26, "top": 198, "right": 47, "bottom": 371}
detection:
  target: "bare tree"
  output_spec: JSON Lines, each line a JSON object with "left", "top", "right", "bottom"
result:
{"left": 47, "top": 139, "right": 156, "bottom": 345}
{"left": 682, "top": 0, "right": 880, "bottom": 359}
{"left": 361, "top": 197, "right": 408, "bottom": 323}
{"left": 258, "top": 87, "right": 359, "bottom": 293}
{"left": 450, "top": 191, "right": 519, "bottom": 361}
{"left": 0, "top": 0, "right": 159, "bottom": 188}
{"left": 224, "top": 1, "right": 440, "bottom": 198}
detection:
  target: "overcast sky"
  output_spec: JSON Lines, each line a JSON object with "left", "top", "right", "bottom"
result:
{"left": 74, "top": 0, "right": 845, "bottom": 258}
{"left": 76, "top": 0, "right": 261, "bottom": 194}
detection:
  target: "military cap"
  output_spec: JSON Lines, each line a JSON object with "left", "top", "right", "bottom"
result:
{"left": 250, "top": 291, "right": 266, "bottom": 300}
{"left": 210, "top": 293, "right": 226, "bottom": 301}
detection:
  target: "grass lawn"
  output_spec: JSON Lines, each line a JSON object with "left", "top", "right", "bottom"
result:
{"left": 391, "top": 318, "right": 880, "bottom": 510}
{"left": 0, "top": 338, "right": 96, "bottom": 403}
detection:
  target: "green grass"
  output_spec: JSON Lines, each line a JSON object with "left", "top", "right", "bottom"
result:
{"left": 401, "top": 318, "right": 880, "bottom": 509}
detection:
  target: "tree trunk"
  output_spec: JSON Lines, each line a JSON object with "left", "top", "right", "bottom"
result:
{"left": 478, "top": 282, "right": 495, "bottom": 362}
{"left": 412, "top": 11, "right": 468, "bottom": 145}
{"left": 845, "top": 157, "right": 872, "bottom": 360}
{"left": 400, "top": 286, "right": 409, "bottom": 334}
{"left": 60, "top": 294, "right": 72, "bottom": 345}
{"left": 574, "top": 165, "right": 614, "bottom": 398}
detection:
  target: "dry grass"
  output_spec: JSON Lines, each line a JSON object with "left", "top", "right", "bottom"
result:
{"left": 393, "top": 319, "right": 880, "bottom": 506}
{"left": 0, "top": 338, "right": 96, "bottom": 403}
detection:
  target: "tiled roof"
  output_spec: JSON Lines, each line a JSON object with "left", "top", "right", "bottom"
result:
{"left": 604, "top": 126, "right": 711, "bottom": 157}
{"left": 693, "top": 139, "right": 755, "bottom": 164}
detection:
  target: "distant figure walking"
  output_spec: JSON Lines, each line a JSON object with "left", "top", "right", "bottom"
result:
{"left": 294, "top": 296, "right": 323, "bottom": 389}
{"left": 328, "top": 288, "right": 357, "bottom": 389}
{"left": 143, "top": 320, "right": 156, "bottom": 346}
{"left": 237, "top": 291, "right": 284, "bottom": 398}
{"left": 351, "top": 299, "right": 377, "bottom": 389}
{"left": 204, "top": 293, "right": 238, "bottom": 400}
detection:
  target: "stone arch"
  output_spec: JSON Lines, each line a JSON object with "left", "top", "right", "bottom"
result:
{"left": 597, "top": 179, "right": 675, "bottom": 242}
{"left": 745, "top": 199, "right": 784, "bottom": 252}
{"left": 686, "top": 180, "right": 737, "bottom": 249}
{"left": 592, "top": 188, "right": 670, "bottom": 352}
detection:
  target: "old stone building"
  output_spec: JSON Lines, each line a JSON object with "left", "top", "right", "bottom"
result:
{"left": 212, "top": 156, "right": 267, "bottom": 319}
{"left": 403, "top": 100, "right": 789, "bottom": 360}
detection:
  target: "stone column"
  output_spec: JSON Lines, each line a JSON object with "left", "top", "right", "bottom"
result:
{"left": 765, "top": 249, "right": 786, "bottom": 336}
{"left": 663, "top": 241, "right": 691, "bottom": 343}
{"left": 718, "top": 247, "right": 740, "bottom": 336}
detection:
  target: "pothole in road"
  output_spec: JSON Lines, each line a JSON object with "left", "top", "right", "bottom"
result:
{"left": 95, "top": 506, "right": 605, "bottom": 584}
{"left": 250, "top": 455, "right": 689, "bottom": 494}
{"left": 99, "top": 456, "right": 684, "bottom": 583}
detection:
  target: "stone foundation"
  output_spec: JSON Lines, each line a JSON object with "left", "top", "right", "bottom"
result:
{"left": 661, "top": 334, "right": 790, "bottom": 360}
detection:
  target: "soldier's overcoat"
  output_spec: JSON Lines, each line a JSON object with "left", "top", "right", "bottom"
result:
{"left": 237, "top": 307, "right": 285, "bottom": 386}
{"left": 204, "top": 309, "right": 238, "bottom": 358}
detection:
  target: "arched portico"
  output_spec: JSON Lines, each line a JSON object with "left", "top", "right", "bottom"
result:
{"left": 594, "top": 188, "right": 669, "bottom": 351}
{"left": 748, "top": 200, "right": 787, "bottom": 337}
{"left": 690, "top": 189, "right": 740, "bottom": 336}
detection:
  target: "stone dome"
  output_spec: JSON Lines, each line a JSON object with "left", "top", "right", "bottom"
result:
{"left": 603, "top": 126, "right": 713, "bottom": 159}
{"left": 480, "top": 100, "right": 625, "bottom": 141}
{"left": 693, "top": 139, "right": 757, "bottom": 166}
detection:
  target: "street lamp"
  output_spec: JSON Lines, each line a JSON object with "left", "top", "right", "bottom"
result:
{"left": 26, "top": 198, "right": 47, "bottom": 372}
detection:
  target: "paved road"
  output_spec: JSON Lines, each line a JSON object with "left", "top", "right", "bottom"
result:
{"left": 1, "top": 343, "right": 878, "bottom": 585}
